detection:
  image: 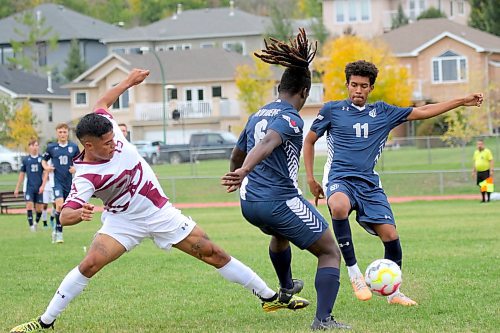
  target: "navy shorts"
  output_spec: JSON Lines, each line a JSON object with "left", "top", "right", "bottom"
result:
{"left": 53, "top": 183, "right": 70, "bottom": 200}
{"left": 24, "top": 187, "right": 43, "bottom": 204}
{"left": 240, "top": 196, "right": 328, "bottom": 250}
{"left": 326, "top": 177, "right": 395, "bottom": 235}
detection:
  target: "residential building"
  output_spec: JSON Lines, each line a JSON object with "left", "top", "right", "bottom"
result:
{"left": 0, "top": 65, "right": 70, "bottom": 144}
{"left": 63, "top": 48, "right": 284, "bottom": 143}
{"left": 380, "top": 18, "right": 500, "bottom": 135}
{"left": 0, "top": 3, "right": 124, "bottom": 77}
{"left": 322, "top": 0, "right": 471, "bottom": 38}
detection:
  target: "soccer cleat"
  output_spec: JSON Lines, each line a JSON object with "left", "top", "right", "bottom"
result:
{"left": 350, "top": 275, "right": 372, "bottom": 301}
{"left": 261, "top": 291, "right": 310, "bottom": 313}
{"left": 10, "top": 317, "right": 54, "bottom": 332}
{"left": 55, "top": 232, "right": 64, "bottom": 244}
{"left": 30, "top": 225, "right": 36, "bottom": 232}
{"left": 387, "top": 291, "right": 418, "bottom": 306}
{"left": 311, "top": 316, "right": 351, "bottom": 330}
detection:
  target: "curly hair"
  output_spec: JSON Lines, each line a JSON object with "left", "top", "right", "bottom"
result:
{"left": 254, "top": 28, "right": 317, "bottom": 95}
{"left": 345, "top": 60, "right": 379, "bottom": 86}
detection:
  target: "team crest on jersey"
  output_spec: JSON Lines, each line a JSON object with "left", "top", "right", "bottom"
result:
{"left": 37, "top": 157, "right": 42, "bottom": 162}
{"left": 369, "top": 109, "right": 377, "bottom": 118}
{"left": 68, "top": 147, "right": 73, "bottom": 153}
{"left": 282, "top": 115, "right": 300, "bottom": 133}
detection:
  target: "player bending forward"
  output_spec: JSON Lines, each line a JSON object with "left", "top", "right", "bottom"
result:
{"left": 10, "top": 69, "right": 308, "bottom": 333}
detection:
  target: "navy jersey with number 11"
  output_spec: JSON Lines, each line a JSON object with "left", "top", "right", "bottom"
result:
{"left": 236, "top": 99, "right": 303, "bottom": 201}
{"left": 310, "top": 99, "right": 412, "bottom": 187}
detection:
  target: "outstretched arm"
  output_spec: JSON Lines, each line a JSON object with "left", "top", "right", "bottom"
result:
{"left": 94, "top": 68, "right": 150, "bottom": 112}
{"left": 407, "top": 93, "right": 483, "bottom": 121}
{"left": 221, "top": 130, "right": 282, "bottom": 192}
{"left": 304, "top": 131, "right": 324, "bottom": 206}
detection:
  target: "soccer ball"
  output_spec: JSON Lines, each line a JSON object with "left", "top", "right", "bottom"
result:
{"left": 364, "top": 259, "right": 402, "bottom": 296}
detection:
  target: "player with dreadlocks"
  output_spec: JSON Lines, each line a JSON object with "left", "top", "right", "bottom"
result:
{"left": 222, "top": 29, "right": 351, "bottom": 330}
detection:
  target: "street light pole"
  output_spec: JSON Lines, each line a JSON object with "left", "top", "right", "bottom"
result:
{"left": 150, "top": 50, "right": 167, "bottom": 143}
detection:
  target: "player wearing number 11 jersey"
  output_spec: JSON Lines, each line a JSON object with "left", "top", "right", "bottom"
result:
{"left": 42, "top": 123, "right": 80, "bottom": 243}
{"left": 304, "top": 60, "right": 484, "bottom": 307}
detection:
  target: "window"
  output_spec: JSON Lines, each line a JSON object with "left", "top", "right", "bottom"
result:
{"left": 197, "top": 89, "right": 204, "bottom": 100}
{"left": 200, "top": 42, "right": 215, "bottom": 48}
{"left": 111, "top": 48, "right": 125, "bottom": 54}
{"left": 450, "top": 1, "right": 454, "bottom": 16}
{"left": 335, "top": 0, "right": 371, "bottom": 23}
{"left": 48, "top": 102, "right": 53, "bottom": 122}
{"left": 37, "top": 42, "right": 47, "bottom": 66}
{"left": 182, "top": 44, "right": 191, "bottom": 50}
{"left": 169, "top": 88, "right": 178, "bottom": 100}
{"left": 223, "top": 41, "right": 244, "bottom": 54}
{"left": 75, "top": 92, "right": 88, "bottom": 106}
{"left": 212, "top": 86, "right": 222, "bottom": 97}
{"left": 432, "top": 51, "right": 467, "bottom": 83}
{"left": 0, "top": 47, "right": 13, "bottom": 64}
{"left": 458, "top": 0, "right": 465, "bottom": 14}
{"left": 409, "top": 0, "right": 426, "bottom": 20}
{"left": 112, "top": 87, "right": 129, "bottom": 109}
{"left": 129, "top": 47, "right": 142, "bottom": 54}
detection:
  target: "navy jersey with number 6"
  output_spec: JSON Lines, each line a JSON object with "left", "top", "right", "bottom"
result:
{"left": 21, "top": 155, "right": 44, "bottom": 190}
{"left": 237, "top": 99, "right": 303, "bottom": 201}
{"left": 310, "top": 99, "right": 412, "bottom": 187}
{"left": 43, "top": 142, "right": 80, "bottom": 190}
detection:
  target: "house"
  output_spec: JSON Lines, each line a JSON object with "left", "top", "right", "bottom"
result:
{"left": 322, "top": 0, "right": 471, "bottom": 38}
{"left": 380, "top": 18, "right": 500, "bottom": 135}
{"left": 0, "top": 3, "right": 124, "bottom": 77}
{"left": 0, "top": 65, "right": 70, "bottom": 144}
{"left": 102, "top": 3, "right": 314, "bottom": 58}
{"left": 63, "top": 48, "right": 284, "bottom": 143}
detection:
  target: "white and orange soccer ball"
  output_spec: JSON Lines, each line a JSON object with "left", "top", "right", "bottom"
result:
{"left": 364, "top": 259, "right": 402, "bottom": 296}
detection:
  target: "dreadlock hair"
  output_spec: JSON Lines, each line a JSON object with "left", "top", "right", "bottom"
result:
{"left": 254, "top": 28, "right": 317, "bottom": 95}
{"left": 345, "top": 60, "right": 379, "bottom": 86}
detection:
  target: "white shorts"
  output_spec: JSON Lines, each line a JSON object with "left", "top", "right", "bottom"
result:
{"left": 43, "top": 189, "right": 54, "bottom": 204}
{"left": 98, "top": 203, "right": 196, "bottom": 252}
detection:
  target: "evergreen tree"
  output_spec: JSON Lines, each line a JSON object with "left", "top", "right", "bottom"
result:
{"left": 391, "top": 4, "right": 409, "bottom": 29}
{"left": 417, "top": 7, "right": 446, "bottom": 20}
{"left": 63, "top": 39, "right": 87, "bottom": 82}
{"left": 265, "top": 3, "right": 293, "bottom": 40}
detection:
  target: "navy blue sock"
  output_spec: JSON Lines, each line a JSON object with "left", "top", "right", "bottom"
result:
{"left": 27, "top": 209, "right": 33, "bottom": 226}
{"left": 35, "top": 212, "right": 42, "bottom": 223}
{"left": 383, "top": 238, "right": 402, "bottom": 268}
{"left": 331, "top": 218, "right": 357, "bottom": 266}
{"left": 315, "top": 267, "right": 340, "bottom": 321}
{"left": 269, "top": 247, "right": 293, "bottom": 289}
{"left": 55, "top": 211, "right": 63, "bottom": 233}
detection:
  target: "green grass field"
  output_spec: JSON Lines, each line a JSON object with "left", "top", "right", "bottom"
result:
{"left": 1, "top": 201, "right": 498, "bottom": 332}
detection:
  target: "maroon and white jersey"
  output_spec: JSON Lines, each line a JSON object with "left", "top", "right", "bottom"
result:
{"left": 63, "top": 109, "right": 169, "bottom": 218}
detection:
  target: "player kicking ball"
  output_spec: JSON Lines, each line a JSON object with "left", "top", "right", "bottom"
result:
{"left": 10, "top": 69, "right": 308, "bottom": 333}
{"left": 304, "top": 59, "right": 483, "bottom": 306}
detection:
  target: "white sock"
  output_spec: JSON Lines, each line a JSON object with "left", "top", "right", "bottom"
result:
{"left": 347, "top": 264, "right": 363, "bottom": 279}
{"left": 42, "top": 210, "right": 47, "bottom": 221}
{"left": 41, "top": 266, "right": 89, "bottom": 325}
{"left": 217, "top": 257, "right": 275, "bottom": 299}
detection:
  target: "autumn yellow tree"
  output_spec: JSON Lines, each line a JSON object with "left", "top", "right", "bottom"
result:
{"left": 8, "top": 100, "right": 38, "bottom": 151}
{"left": 317, "top": 35, "right": 412, "bottom": 107}
{"left": 235, "top": 55, "right": 276, "bottom": 115}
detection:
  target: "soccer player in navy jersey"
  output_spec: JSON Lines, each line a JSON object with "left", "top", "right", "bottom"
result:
{"left": 9, "top": 68, "right": 307, "bottom": 333}
{"left": 14, "top": 138, "right": 47, "bottom": 231}
{"left": 42, "top": 123, "right": 80, "bottom": 243}
{"left": 304, "top": 60, "right": 483, "bottom": 306}
{"left": 221, "top": 29, "right": 350, "bottom": 330}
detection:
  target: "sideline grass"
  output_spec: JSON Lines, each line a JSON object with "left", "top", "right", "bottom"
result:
{"left": 0, "top": 200, "right": 498, "bottom": 332}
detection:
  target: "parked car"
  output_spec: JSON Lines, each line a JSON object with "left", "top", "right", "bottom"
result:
{"left": 0, "top": 144, "right": 23, "bottom": 173}
{"left": 159, "top": 132, "right": 237, "bottom": 164}
{"left": 131, "top": 140, "right": 162, "bottom": 165}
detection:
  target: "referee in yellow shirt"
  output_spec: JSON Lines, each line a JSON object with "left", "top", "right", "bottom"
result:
{"left": 472, "top": 139, "right": 494, "bottom": 202}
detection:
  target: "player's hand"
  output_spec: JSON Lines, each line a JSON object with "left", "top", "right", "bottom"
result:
{"left": 38, "top": 186, "right": 44, "bottom": 194}
{"left": 225, "top": 184, "right": 240, "bottom": 193}
{"left": 463, "top": 93, "right": 483, "bottom": 107}
{"left": 81, "top": 203, "right": 95, "bottom": 221}
{"left": 69, "top": 166, "right": 76, "bottom": 174}
{"left": 308, "top": 179, "right": 325, "bottom": 206}
{"left": 127, "top": 68, "right": 150, "bottom": 87}
{"left": 221, "top": 169, "right": 247, "bottom": 192}
{"left": 14, "top": 189, "right": 19, "bottom": 197}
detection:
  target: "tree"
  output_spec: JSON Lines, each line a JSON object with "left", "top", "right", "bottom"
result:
{"left": 7, "top": 9, "right": 59, "bottom": 74}
{"left": 235, "top": 55, "right": 275, "bottom": 115}
{"left": 317, "top": 35, "right": 413, "bottom": 107}
{"left": 7, "top": 99, "right": 38, "bottom": 151}
{"left": 469, "top": 0, "right": 500, "bottom": 36}
{"left": 391, "top": 4, "right": 409, "bottom": 29}
{"left": 417, "top": 7, "right": 446, "bottom": 20}
{"left": 0, "top": 95, "right": 15, "bottom": 145}
{"left": 63, "top": 39, "right": 87, "bottom": 82}
{"left": 265, "top": 2, "right": 293, "bottom": 41}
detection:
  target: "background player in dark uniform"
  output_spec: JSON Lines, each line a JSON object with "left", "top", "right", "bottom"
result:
{"left": 221, "top": 29, "right": 350, "bottom": 331}
{"left": 14, "top": 138, "right": 47, "bottom": 231}
{"left": 42, "top": 123, "right": 80, "bottom": 243}
{"left": 304, "top": 60, "right": 483, "bottom": 306}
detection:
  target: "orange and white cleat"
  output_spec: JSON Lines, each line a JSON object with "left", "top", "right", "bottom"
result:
{"left": 387, "top": 291, "right": 418, "bottom": 306}
{"left": 351, "top": 275, "right": 372, "bottom": 301}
